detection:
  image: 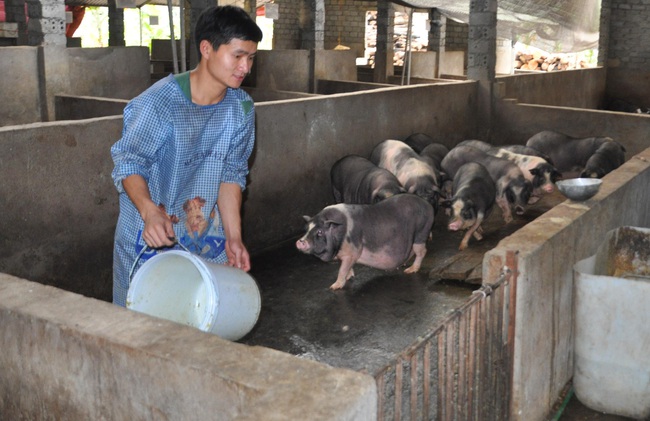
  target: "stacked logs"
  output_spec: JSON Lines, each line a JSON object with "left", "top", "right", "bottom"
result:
{"left": 365, "top": 11, "right": 427, "bottom": 67}
{"left": 515, "top": 51, "right": 591, "bottom": 72}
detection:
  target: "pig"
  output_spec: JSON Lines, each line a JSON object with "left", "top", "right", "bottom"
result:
{"left": 455, "top": 139, "right": 493, "bottom": 153}
{"left": 443, "top": 162, "right": 496, "bottom": 251}
{"left": 457, "top": 139, "right": 560, "bottom": 202}
{"left": 500, "top": 144, "right": 555, "bottom": 166}
{"left": 493, "top": 149, "right": 560, "bottom": 203}
{"left": 457, "top": 139, "right": 553, "bottom": 164}
{"left": 330, "top": 154, "right": 406, "bottom": 205}
{"left": 441, "top": 144, "right": 532, "bottom": 224}
{"left": 403, "top": 132, "right": 435, "bottom": 153}
{"left": 581, "top": 141, "right": 627, "bottom": 178}
{"left": 419, "top": 142, "right": 449, "bottom": 174}
{"left": 296, "top": 193, "right": 434, "bottom": 290}
{"left": 369, "top": 139, "right": 441, "bottom": 210}
{"left": 526, "top": 130, "right": 626, "bottom": 178}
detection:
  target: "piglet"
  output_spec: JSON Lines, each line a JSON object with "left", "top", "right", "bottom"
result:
{"left": 441, "top": 145, "right": 532, "bottom": 224}
{"left": 370, "top": 139, "right": 442, "bottom": 211}
{"left": 296, "top": 194, "right": 434, "bottom": 290}
{"left": 526, "top": 130, "right": 626, "bottom": 178}
{"left": 330, "top": 154, "right": 405, "bottom": 204}
{"left": 443, "top": 162, "right": 496, "bottom": 250}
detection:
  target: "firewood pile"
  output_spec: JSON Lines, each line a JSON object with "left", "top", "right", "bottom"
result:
{"left": 514, "top": 51, "right": 591, "bottom": 72}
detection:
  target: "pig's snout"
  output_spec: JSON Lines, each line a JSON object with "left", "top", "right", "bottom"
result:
{"left": 448, "top": 219, "right": 462, "bottom": 231}
{"left": 543, "top": 184, "right": 554, "bottom": 193}
{"left": 515, "top": 205, "right": 526, "bottom": 215}
{"left": 296, "top": 238, "right": 310, "bottom": 252}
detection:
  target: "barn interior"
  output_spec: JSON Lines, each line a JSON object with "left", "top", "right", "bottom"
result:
{"left": 1, "top": 0, "right": 650, "bottom": 420}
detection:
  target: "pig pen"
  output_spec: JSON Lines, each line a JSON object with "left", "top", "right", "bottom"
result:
{"left": 2, "top": 68, "right": 650, "bottom": 420}
{"left": 241, "top": 191, "right": 563, "bottom": 420}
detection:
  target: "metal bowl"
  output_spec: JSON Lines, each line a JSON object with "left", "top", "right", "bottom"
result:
{"left": 556, "top": 178, "right": 603, "bottom": 201}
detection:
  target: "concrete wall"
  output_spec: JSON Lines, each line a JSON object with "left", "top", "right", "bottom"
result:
{"left": 0, "top": 46, "right": 41, "bottom": 125}
{"left": 252, "top": 49, "right": 311, "bottom": 92}
{"left": 55, "top": 95, "right": 128, "bottom": 121}
{"left": 251, "top": 49, "right": 358, "bottom": 93}
{"left": 490, "top": 100, "right": 650, "bottom": 158}
{"left": 0, "top": 45, "right": 150, "bottom": 126}
{"left": 497, "top": 67, "right": 607, "bottom": 109}
{"left": 248, "top": 81, "right": 478, "bottom": 251}
{"left": 409, "top": 51, "right": 465, "bottom": 79}
{"left": 0, "top": 116, "right": 121, "bottom": 302}
{"left": 483, "top": 147, "right": 650, "bottom": 421}
{"left": 0, "top": 274, "right": 377, "bottom": 420}
{"left": 0, "top": 81, "right": 478, "bottom": 302}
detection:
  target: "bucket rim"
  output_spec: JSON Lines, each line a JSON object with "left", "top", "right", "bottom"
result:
{"left": 127, "top": 250, "right": 218, "bottom": 331}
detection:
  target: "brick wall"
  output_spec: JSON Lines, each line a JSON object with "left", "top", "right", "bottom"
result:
{"left": 272, "top": 0, "right": 301, "bottom": 49}
{"left": 445, "top": 19, "right": 468, "bottom": 51}
{"left": 608, "top": 0, "right": 650, "bottom": 70}
{"left": 324, "top": 0, "right": 373, "bottom": 55}
{"left": 604, "top": 0, "right": 650, "bottom": 106}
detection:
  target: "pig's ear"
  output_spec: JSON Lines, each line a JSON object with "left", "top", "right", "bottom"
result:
{"left": 302, "top": 215, "right": 311, "bottom": 222}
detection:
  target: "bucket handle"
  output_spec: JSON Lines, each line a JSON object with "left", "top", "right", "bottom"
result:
{"left": 128, "top": 239, "right": 192, "bottom": 286}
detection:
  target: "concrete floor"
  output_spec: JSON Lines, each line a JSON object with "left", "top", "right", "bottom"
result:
{"left": 555, "top": 387, "right": 638, "bottom": 421}
{"left": 241, "top": 190, "right": 643, "bottom": 420}
{"left": 242, "top": 190, "right": 560, "bottom": 375}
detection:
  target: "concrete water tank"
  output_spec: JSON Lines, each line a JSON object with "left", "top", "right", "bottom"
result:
{"left": 573, "top": 226, "right": 650, "bottom": 419}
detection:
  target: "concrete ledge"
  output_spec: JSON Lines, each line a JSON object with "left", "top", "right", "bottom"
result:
{"left": 0, "top": 274, "right": 377, "bottom": 420}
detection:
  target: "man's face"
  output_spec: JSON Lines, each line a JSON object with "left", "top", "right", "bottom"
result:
{"left": 201, "top": 38, "right": 258, "bottom": 90}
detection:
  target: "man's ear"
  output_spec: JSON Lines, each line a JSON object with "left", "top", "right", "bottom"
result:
{"left": 199, "top": 40, "right": 212, "bottom": 59}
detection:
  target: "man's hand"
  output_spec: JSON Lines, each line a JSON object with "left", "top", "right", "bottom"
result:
{"left": 123, "top": 174, "right": 176, "bottom": 249}
{"left": 225, "top": 239, "right": 251, "bottom": 272}
{"left": 218, "top": 183, "right": 251, "bottom": 272}
{"left": 141, "top": 204, "right": 177, "bottom": 248}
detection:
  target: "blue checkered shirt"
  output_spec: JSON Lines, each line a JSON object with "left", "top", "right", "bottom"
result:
{"left": 110, "top": 74, "right": 255, "bottom": 306}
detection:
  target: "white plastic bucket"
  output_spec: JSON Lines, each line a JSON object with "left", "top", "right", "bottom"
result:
{"left": 573, "top": 226, "right": 650, "bottom": 419}
{"left": 126, "top": 250, "right": 261, "bottom": 341}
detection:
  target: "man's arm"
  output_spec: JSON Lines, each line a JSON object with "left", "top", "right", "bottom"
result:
{"left": 122, "top": 174, "right": 176, "bottom": 248}
{"left": 217, "top": 182, "right": 251, "bottom": 271}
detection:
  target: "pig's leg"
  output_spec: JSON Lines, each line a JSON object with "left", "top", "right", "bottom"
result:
{"left": 404, "top": 243, "right": 427, "bottom": 274}
{"left": 331, "top": 244, "right": 360, "bottom": 290}
{"left": 496, "top": 196, "right": 513, "bottom": 223}
{"left": 330, "top": 257, "right": 356, "bottom": 290}
{"left": 472, "top": 225, "right": 484, "bottom": 241}
{"left": 460, "top": 216, "right": 483, "bottom": 250}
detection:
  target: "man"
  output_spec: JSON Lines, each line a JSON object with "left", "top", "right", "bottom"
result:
{"left": 110, "top": 5, "right": 263, "bottom": 306}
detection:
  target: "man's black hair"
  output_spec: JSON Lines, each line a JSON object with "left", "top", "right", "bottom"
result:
{"left": 194, "top": 5, "right": 263, "bottom": 57}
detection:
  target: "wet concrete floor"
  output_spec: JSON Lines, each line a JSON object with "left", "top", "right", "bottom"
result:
{"left": 241, "top": 191, "right": 563, "bottom": 375}
{"left": 240, "top": 188, "right": 639, "bottom": 419}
